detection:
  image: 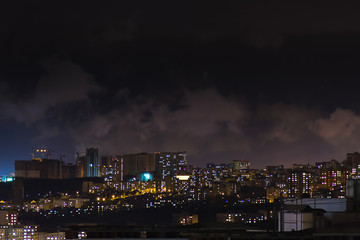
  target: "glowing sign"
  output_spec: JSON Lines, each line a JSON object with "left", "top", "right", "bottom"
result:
{"left": 176, "top": 175, "right": 190, "bottom": 181}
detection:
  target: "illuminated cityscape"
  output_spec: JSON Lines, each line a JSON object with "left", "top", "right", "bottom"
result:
{"left": 2, "top": 0, "right": 360, "bottom": 239}
{"left": 1, "top": 148, "right": 360, "bottom": 238}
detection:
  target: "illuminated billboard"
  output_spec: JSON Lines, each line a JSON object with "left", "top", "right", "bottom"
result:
{"left": 176, "top": 175, "right": 190, "bottom": 181}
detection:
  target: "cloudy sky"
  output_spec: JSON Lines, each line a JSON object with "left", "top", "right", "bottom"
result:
{"left": 1, "top": 1, "right": 360, "bottom": 174}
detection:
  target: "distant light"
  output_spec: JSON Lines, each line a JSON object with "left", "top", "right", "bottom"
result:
{"left": 6, "top": 177, "right": 14, "bottom": 182}
{"left": 1, "top": 177, "right": 14, "bottom": 182}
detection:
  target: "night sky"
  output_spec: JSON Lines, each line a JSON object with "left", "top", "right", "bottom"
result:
{"left": 1, "top": 1, "right": 360, "bottom": 174}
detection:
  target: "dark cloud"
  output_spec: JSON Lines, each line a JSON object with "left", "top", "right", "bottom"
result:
{"left": 310, "top": 108, "right": 360, "bottom": 154}
{"left": 0, "top": 59, "right": 100, "bottom": 124}
{"left": 2, "top": 0, "right": 360, "bottom": 60}
{"left": 69, "top": 89, "right": 249, "bottom": 157}
{"left": 1, "top": 1, "right": 360, "bottom": 171}
{"left": 258, "top": 104, "right": 320, "bottom": 143}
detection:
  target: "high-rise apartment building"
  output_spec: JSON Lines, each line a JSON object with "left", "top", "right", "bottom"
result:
{"left": 100, "top": 155, "right": 113, "bottom": 177}
{"left": 288, "top": 169, "right": 316, "bottom": 198}
{"left": 155, "top": 152, "right": 187, "bottom": 179}
{"left": 286, "top": 165, "right": 317, "bottom": 198}
{"left": 118, "top": 151, "right": 187, "bottom": 182}
{"left": 137, "top": 153, "right": 156, "bottom": 173}
{"left": 0, "top": 225, "right": 38, "bottom": 240}
{"left": 317, "top": 160, "right": 349, "bottom": 198}
{"left": 86, "top": 148, "right": 99, "bottom": 177}
{"left": 233, "top": 160, "right": 250, "bottom": 171}
{"left": 345, "top": 152, "right": 360, "bottom": 167}
{"left": 99, "top": 155, "right": 120, "bottom": 187}
{"left": 15, "top": 159, "right": 76, "bottom": 179}
{"left": 0, "top": 210, "right": 18, "bottom": 226}
{"left": 76, "top": 156, "right": 86, "bottom": 178}
{"left": 118, "top": 153, "right": 156, "bottom": 181}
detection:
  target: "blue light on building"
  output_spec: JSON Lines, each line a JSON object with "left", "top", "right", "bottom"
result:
{"left": 1, "top": 176, "right": 14, "bottom": 182}
{"left": 140, "top": 172, "right": 153, "bottom": 181}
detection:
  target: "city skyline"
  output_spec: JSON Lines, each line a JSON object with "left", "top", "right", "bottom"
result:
{"left": 2, "top": 144, "right": 357, "bottom": 234}
{"left": 2, "top": 146, "right": 360, "bottom": 236}
{"left": 2, "top": 146, "right": 359, "bottom": 177}
{"left": 3, "top": 1, "right": 360, "bottom": 175}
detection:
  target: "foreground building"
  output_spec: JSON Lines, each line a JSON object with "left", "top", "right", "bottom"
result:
{"left": 0, "top": 225, "right": 38, "bottom": 240}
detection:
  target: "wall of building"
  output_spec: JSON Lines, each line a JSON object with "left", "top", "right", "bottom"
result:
{"left": 284, "top": 198, "right": 347, "bottom": 212}
{"left": 280, "top": 212, "right": 313, "bottom": 232}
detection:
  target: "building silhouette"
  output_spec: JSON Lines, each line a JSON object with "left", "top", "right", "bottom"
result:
{"left": 15, "top": 159, "right": 76, "bottom": 179}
